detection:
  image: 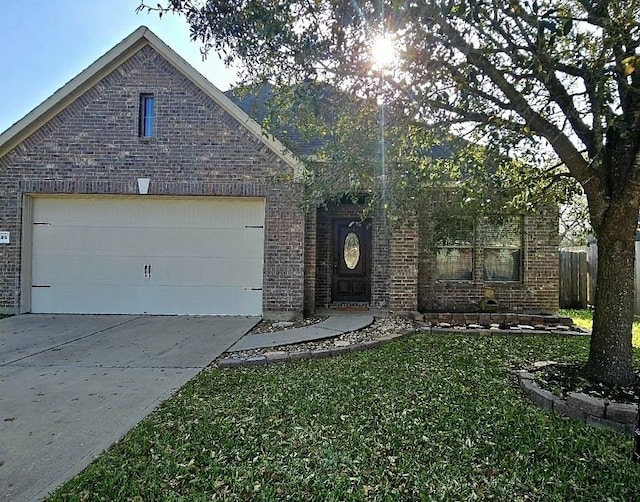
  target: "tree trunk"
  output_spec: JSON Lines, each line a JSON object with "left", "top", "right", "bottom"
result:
{"left": 586, "top": 212, "right": 637, "bottom": 386}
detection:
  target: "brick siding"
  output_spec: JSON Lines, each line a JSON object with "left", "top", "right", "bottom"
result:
{"left": 0, "top": 45, "right": 305, "bottom": 317}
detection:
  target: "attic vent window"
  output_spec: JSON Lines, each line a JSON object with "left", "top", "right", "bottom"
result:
{"left": 139, "top": 93, "right": 155, "bottom": 137}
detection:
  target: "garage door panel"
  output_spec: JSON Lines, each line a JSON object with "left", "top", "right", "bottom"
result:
{"left": 33, "top": 197, "right": 264, "bottom": 228}
{"left": 32, "top": 285, "right": 150, "bottom": 315}
{"left": 144, "top": 287, "right": 262, "bottom": 316}
{"left": 32, "top": 255, "right": 145, "bottom": 285}
{"left": 33, "top": 285, "right": 262, "bottom": 316}
{"left": 150, "top": 257, "right": 264, "bottom": 286}
{"left": 33, "top": 256, "right": 264, "bottom": 287}
{"left": 30, "top": 197, "right": 265, "bottom": 315}
{"left": 33, "top": 226, "right": 264, "bottom": 258}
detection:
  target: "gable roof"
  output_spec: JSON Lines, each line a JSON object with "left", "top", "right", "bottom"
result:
{"left": 225, "top": 83, "right": 330, "bottom": 157}
{"left": 0, "top": 26, "right": 302, "bottom": 174}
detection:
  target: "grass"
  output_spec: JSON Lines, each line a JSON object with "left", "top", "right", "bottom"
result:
{"left": 560, "top": 308, "right": 640, "bottom": 348}
{"left": 50, "top": 334, "right": 640, "bottom": 501}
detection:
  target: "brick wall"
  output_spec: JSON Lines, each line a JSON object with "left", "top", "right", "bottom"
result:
{"left": 417, "top": 204, "right": 559, "bottom": 312}
{"left": 0, "top": 45, "right": 305, "bottom": 317}
{"left": 389, "top": 221, "right": 419, "bottom": 313}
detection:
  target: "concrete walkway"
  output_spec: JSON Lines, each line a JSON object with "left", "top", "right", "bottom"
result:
{"left": 227, "top": 314, "right": 374, "bottom": 352}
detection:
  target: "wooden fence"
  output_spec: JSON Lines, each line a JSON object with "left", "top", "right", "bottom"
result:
{"left": 559, "top": 250, "right": 588, "bottom": 308}
{"left": 560, "top": 242, "right": 640, "bottom": 314}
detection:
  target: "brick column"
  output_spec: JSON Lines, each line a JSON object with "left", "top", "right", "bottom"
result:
{"left": 303, "top": 210, "right": 317, "bottom": 316}
{"left": 389, "top": 222, "right": 419, "bottom": 313}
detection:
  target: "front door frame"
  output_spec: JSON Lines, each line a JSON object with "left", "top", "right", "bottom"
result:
{"left": 331, "top": 218, "right": 372, "bottom": 303}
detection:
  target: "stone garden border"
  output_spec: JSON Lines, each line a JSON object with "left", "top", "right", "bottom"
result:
{"left": 518, "top": 367, "right": 638, "bottom": 435}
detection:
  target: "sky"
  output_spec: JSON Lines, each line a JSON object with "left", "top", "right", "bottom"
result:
{"left": 0, "top": 0, "right": 239, "bottom": 133}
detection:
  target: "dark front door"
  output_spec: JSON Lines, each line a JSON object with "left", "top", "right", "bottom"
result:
{"left": 332, "top": 219, "right": 372, "bottom": 303}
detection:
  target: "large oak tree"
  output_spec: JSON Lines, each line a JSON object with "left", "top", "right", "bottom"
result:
{"left": 142, "top": 0, "right": 640, "bottom": 385}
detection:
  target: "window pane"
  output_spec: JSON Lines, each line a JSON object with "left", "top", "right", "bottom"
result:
{"left": 483, "top": 219, "right": 520, "bottom": 247}
{"left": 140, "top": 94, "right": 155, "bottom": 137}
{"left": 436, "top": 220, "right": 473, "bottom": 246}
{"left": 484, "top": 248, "right": 521, "bottom": 281}
{"left": 436, "top": 248, "right": 473, "bottom": 280}
{"left": 344, "top": 232, "right": 360, "bottom": 269}
{"left": 483, "top": 217, "right": 522, "bottom": 281}
{"left": 145, "top": 97, "right": 155, "bottom": 136}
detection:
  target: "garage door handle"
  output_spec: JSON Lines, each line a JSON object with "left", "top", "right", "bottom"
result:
{"left": 144, "top": 264, "right": 152, "bottom": 278}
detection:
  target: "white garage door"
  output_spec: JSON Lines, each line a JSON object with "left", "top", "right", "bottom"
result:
{"left": 30, "top": 196, "right": 265, "bottom": 315}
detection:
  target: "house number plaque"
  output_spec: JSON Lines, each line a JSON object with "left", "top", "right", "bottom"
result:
{"left": 0, "top": 231, "right": 9, "bottom": 244}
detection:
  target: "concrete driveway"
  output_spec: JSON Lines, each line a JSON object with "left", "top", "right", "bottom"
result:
{"left": 0, "top": 314, "right": 257, "bottom": 501}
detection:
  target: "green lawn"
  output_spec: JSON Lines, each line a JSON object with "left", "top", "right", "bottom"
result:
{"left": 560, "top": 309, "right": 640, "bottom": 348}
{"left": 50, "top": 334, "right": 640, "bottom": 501}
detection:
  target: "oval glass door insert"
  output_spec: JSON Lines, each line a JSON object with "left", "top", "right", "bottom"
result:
{"left": 344, "top": 232, "right": 361, "bottom": 269}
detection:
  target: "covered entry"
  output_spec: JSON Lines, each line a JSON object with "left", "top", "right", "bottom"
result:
{"left": 27, "top": 196, "right": 265, "bottom": 315}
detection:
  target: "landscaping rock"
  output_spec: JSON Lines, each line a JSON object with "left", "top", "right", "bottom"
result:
{"left": 272, "top": 321, "right": 295, "bottom": 328}
{"left": 606, "top": 402, "right": 639, "bottom": 425}
{"left": 567, "top": 392, "right": 606, "bottom": 419}
{"left": 532, "top": 360, "right": 558, "bottom": 368}
{"left": 409, "top": 311, "right": 425, "bottom": 321}
{"left": 586, "top": 416, "right": 631, "bottom": 434}
{"left": 266, "top": 353, "right": 290, "bottom": 364}
{"left": 245, "top": 356, "right": 268, "bottom": 366}
{"left": 520, "top": 379, "right": 554, "bottom": 409}
{"left": 517, "top": 370, "right": 534, "bottom": 381}
{"left": 218, "top": 358, "right": 245, "bottom": 368}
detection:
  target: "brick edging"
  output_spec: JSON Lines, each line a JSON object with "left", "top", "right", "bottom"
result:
{"left": 517, "top": 369, "right": 638, "bottom": 434}
{"left": 216, "top": 331, "right": 410, "bottom": 368}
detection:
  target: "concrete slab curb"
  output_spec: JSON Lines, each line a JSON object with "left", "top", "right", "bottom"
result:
{"left": 517, "top": 367, "right": 638, "bottom": 435}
